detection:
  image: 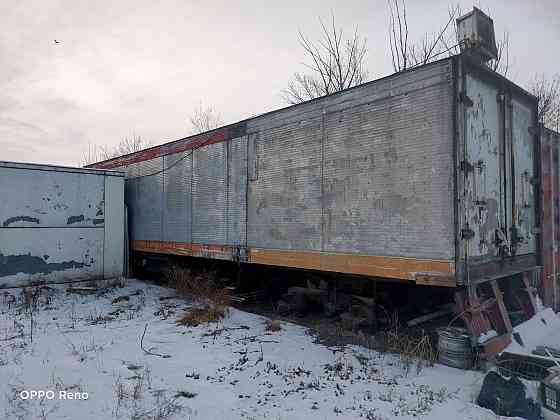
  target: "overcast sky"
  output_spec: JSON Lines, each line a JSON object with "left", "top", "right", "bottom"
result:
{"left": 1, "top": 0, "right": 559, "bottom": 166}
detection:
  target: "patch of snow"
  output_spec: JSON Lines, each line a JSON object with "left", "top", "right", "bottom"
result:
{"left": 477, "top": 330, "right": 497, "bottom": 344}
{"left": 505, "top": 308, "right": 560, "bottom": 356}
{"left": 0, "top": 279, "right": 514, "bottom": 419}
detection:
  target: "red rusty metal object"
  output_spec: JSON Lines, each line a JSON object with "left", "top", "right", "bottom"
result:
{"left": 454, "top": 289, "right": 493, "bottom": 338}
{"left": 490, "top": 280, "right": 513, "bottom": 333}
{"left": 555, "top": 136, "right": 560, "bottom": 311}
{"left": 479, "top": 333, "right": 512, "bottom": 361}
{"left": 540, "top": 129, "right": 554, "bottom": 307}
{"left": 89, "top": 127, "right": 232, "bottom": 169}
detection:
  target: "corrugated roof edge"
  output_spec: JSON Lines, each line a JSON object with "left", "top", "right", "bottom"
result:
{"left": 0, "top": 160, "right": 125, "bottom": 177}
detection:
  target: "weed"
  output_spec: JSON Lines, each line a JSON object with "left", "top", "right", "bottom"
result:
{"left": 112, "top": 295, "right": 130, "bottom": 304}
{"left": 176, "top": 305, "right": 227, "bottom": 327}
{"left": 169, "top": 265, "right": 231, "bottom": 327}
{"left": 165, "top": 266, "right": 230, "bottom": 306}
{"left": 113, "top": 374, "right": 126, "bottom": 417}
{"left": 175, "top": 390, "right": 197, "bottom": 399}
{"left": 265, "top": 319, "right": 282, "bottom": 332}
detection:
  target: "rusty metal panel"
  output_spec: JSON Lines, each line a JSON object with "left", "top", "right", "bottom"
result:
{"left": 192, "top": 141, "right": 227, "bottom": 244}
{"left": 0, "top": 167, "right": 105, "bottom": 228}
{"left": 322, "top": 77, "right": 454, "bottom": 259}
{"left": 511, "top": 98, "right": 537, "bottom": 255}
{"left": 463, "top": 74, "right": 503, "bottom": 261}
{"left": 226, "top": 136, "right": 247, "bottom": 246}
{"left": 127, "top": 157, "right": 163, "bottom": 241}
{"left": 555, "top": 137, "right": 560, "bottom": 309}
{"left": 163, "top": 151, "right": 192, "bottom": 243}
{"left": 247, "top": 116, "right": 323, "bottom": 250}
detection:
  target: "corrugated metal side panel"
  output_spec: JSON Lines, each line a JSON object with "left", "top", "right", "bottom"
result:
{"left": 247, "top": 116, "right": 323, "bottom": 250}
{"left": 103, "top": 175, "right": 125, "bottom": 278}
{"left": 323, "top": 79, "right": 454, "bottom": 259}
{"left": 246, "top": 59, "right": 453, "bottom": 256}
{"left": 247, "top": 60, "right": 452, "bottom": 133}
{"left": 163, "top": 152, "right": 192, "bottom": 243}
{"left": 192, "top": 142, "right": 227, "bottom": 244}
{"left": 128, "top": 157, "right": 163, "bottom": 241}
{"left": 0, "top": 168, "right": 105, "bottom": 228}
{"left": 226, "top": 136, "right": 247, "bottom": 246}
{"left": 512, "top": 98, "right": 537, "bottom": 255}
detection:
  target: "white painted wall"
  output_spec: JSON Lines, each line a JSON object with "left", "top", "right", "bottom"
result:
{"left": 0, "top": 161, "right": 124, "bottom": 288}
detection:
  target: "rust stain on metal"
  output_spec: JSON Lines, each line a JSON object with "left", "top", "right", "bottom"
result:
{"left": 414, "top": 274, "right": 456, "bottom": 287}
{"left": 131, "top": 241, "right": 455, "bottom": 283}
{"left": 131, "top": 240, "right": 236, "bottom": 260}
{"left": 89, "top": 126, "right": 243, "bottom": 169}
{"left": 248, "top": 248, "right": 455, "bottom": 282}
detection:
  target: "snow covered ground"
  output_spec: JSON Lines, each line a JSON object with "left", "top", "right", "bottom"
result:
{"left": 0, "top": 279, "right": 523, "bottom": 420}
{"left": 505, "top": 307, "right": 560, "bottom": 357}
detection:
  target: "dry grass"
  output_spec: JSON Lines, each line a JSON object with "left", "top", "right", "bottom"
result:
{"left": 165, "top": 266, "right": 229, "bottom": 304}
{"left": 167, "top": 266, "right": 232, "bottom": 327}
{"left": 176, "top": 305, "right": 227, "bottom": 327}
{"left": 265, "top": 319, "right": 282, "bottom": 332}
{"left": 381, "top": 315, "right": 437, "bottom": 376}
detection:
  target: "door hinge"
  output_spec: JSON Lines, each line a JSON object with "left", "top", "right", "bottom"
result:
{"left": 459, "top": 92, "right": 474, "bottom": 107}
{"left": 460, "top": 160, "right": 474, "bottom": 173}
{"left": 461, "top": 226, "right": 475, "bottom": 240}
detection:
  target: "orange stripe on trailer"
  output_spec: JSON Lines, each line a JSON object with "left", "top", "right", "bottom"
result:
{"left": 131, "top": 240, "right": 237, "bottom": 260}
{"left": 248, "top": 248, "right": 455, "bottom": 284}
{"left": 131, "top": 240, "right": 456, "bottom": 286}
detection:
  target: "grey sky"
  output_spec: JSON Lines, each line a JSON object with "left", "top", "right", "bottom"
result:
{"left": 1, "top": 0, "right": 558, "bottom": 166}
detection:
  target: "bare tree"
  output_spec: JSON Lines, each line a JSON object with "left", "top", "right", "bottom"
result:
{"left": 81, "top": 143, "right": 103, "bottom": 167}
{"left": 80, "top": 135, "right": 152, "bottom": 166}
{"left": 388, "top": 0, "right": 410, "bottom": 72}
{"left": 531, "top": 75, "right": 560, "bottom": 131}
{"left": 189, "top": 102, "right": 223, "bottom": 134}
{"left": 112, "top": 135, "right": 152, "bottom": 157}
{"left": 283, "top": 13, "right": 368, "bottom": 104}
{"left": 388, "top": 1, "right": 509, "bottom": 76}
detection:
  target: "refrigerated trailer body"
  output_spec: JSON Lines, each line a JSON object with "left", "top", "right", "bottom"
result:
{"left": 0, "top": 162, "right": 125, "bottom": 288}
{"left": 91, "top": 55, "right": 541, "bottom": 292}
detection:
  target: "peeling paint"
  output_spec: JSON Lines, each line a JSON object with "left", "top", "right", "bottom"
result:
{"left": 0, "top": 253, "right": 88, "bottom": 277}
{"left": 3, "top": 216, "right": 40, "bottom": 227}
{"left": 66, "top": 215, "right": 85, "bottom": 225}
